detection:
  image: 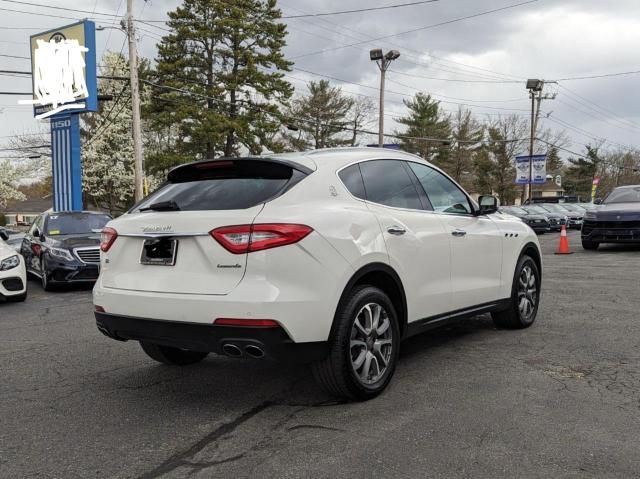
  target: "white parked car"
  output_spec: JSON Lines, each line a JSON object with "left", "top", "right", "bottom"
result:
{"left": 94, "top": 148, "right": 542, "bottom": 400}
{"left": 0, "top": 230, "right": 27, "bottom": 302}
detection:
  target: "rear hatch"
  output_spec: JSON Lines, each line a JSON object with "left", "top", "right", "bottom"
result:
{"left": 101, "top": 158, "right": 310, "bottom": 295}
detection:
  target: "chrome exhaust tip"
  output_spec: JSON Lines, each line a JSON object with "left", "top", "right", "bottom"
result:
{"left": 222, "top": 343, "right": 243, "bottom": 358}
{"left": 244, "top": 345, "right": 265, "bottom": 359}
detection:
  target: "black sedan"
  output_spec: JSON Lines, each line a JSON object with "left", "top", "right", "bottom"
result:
{"left": 20, "top": 211, "right": 111, "bottom": 290}
{"left": 581, "top": 185, "right": 640, "bottom": 250}
{"left": 521, "top": 205, "right": 564, "bottom": 231}
{"left": 499, "top": 206, "right": 550, "bottom": 233}
{"left": 538, "top": 203, "right": 583, "bottom": 229}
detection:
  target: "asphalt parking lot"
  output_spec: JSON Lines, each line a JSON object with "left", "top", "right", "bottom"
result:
{"left": 1, "top": 230, "right": 639, "bottom": 479}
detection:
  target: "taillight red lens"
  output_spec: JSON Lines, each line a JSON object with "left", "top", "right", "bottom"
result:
{"left": 214, "top": 318, "right": 280, "bottom": 328}
{"left": 210, "top": 224, "right": 313, "bottom": 254}
{"left": 100, "top": 227, "right": 118, "bottom": 252}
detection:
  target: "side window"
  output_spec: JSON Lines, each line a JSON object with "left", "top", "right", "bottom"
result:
{"left": 408, "top": 163, "right": 472, "bottom": 215}
{"left": 338, "top": 164, "right": 366, "bottom": 200}
{"left": 359, "top": 160, "right": 423, "bottom": 210}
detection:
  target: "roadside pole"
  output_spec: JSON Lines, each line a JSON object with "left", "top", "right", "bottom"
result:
{"left": 523, "top": 79, "right": 556, "bottom": 204}
{"left": 127, "top": 0, "right": 144, "bottom": 202}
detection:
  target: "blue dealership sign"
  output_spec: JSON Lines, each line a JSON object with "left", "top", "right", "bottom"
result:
{"left": 50, "top": 115, "right": 83, "bottom": 212}
{"left": 515, "top": 155, "right": 547, "bottom": 185}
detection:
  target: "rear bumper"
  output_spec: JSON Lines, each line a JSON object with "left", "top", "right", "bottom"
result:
{"left": 95, "top": 311, "right": 328, "bottom": 362}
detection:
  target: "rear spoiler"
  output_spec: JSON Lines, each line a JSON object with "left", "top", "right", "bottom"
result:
{"left": 168, "top": 157, "right": 314, "bottom": 182}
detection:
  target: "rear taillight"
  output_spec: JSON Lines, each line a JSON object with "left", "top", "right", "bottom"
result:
{"left": 100, "top": 227, "right": 118, "bottom": 252}
{"left": 210, "top": 224, "right": 313, "bottom": 254}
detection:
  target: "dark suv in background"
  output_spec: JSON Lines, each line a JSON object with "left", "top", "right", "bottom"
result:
{"left": 20, "top": 211, "right": 111, "bottom": 290}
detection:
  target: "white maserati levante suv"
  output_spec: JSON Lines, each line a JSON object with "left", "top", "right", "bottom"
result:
{"left": 94, "top": 148, "right": 542, "bottom": 400}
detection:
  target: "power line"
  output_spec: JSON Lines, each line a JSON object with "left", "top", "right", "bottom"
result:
{"left": 553, "top": 70, "right": 640, "bottom": 81}
{"left": 0, "top": 0, "right": 119, "bottom": 18}
{"left": 291, "top": 0, "right": 538, "bottom": 60}
{"left": 384, "top": 77, "right": 526, "bottom": 103}
{"left": 387, "top": 68, "right": 522, "bottom": 84}
{"left": 0, "top": 144, "right": 49, "bottom": 151}
{"left": 280, "top": 0, "right": 522, "bottom": 82}
{"left": 292, "top": 66, "right": 532, "bottom": 113}
{"left": 0, "top": 53, "right": 29, "bottom": 59}
{"left": 143, "top": 78, "right": 529, "bottom": 144}
{"left": 556, "top": 83, "right": 640, "bottom": 131}
{"left": 0, "top": 5, "right": 80, "bottom": 20}
{"left": 281, "top": 0, "right": 439, "bottom": 19}
{"left": 285, "top": 21, "right": 517, "bottom": 83}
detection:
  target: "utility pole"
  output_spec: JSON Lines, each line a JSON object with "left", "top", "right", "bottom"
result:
{"left": 370, "top": 49, "right": 400, "bottom": 147}
{"left": 127, "top": 0, "right": 144, "bottom": 202}
{"left": 523, "top": 79, "right": 556, "bottom": 204}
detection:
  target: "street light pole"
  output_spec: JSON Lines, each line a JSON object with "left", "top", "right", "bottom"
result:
{"left": 127, "top": 0, "right": 144, "bottom": 202}
{"left": 523, "top": 79, "right": 557, "bottom": 204}
{"left": 378, "top": 67, "right": 386, "bottom": 148}
{"left": 370, "top": 49, "right": 400, "bottom": 147}
{"left": 528, "top": 88, "right": 535, "bottom": 203}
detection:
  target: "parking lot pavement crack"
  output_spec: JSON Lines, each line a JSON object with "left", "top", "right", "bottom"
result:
{"left": 134, "top": 401, "right": 273, "bottom": 479}
{"left": 182, "top": 453, "right": 246, "bottom": 475}
{"left": 286, "top": 424, "right": 346, "bottom": 433}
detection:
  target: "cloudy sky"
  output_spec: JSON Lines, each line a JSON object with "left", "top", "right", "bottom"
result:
{"left": 1, "top": 0, "right": 640, "bottom": 158}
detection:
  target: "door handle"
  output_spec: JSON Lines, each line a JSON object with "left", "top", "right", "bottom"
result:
{"left": 451, "top": 229, "right": 467, "bottom": 237}
{"left": 387, "top": 226, "right": 406, "bottom": 236}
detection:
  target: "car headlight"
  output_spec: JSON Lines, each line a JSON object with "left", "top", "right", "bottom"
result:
{"left": 48, "top": 247, "right": 74, "bottom": 262}
{"left": 584, "top": 211, "right": 596, "bottom": 220}
{"left": 0, "top": 254, "right": 20, "bottom": 271}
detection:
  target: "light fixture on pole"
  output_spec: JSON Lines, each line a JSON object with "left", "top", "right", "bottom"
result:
{"left": 370, "top": 49, "right": 400, "bottom": 147}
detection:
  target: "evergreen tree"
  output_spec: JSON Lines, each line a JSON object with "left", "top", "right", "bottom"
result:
{"left": 475, "top": 115, "right": 529, "bottom": 205}
{"left": 283, "top": 80, "right": 355, "bottom": 150}
{"left": 395, "top": 93, "right": 451, "bottom": 167}
{"left": 563, "top": 145, "right": 601, "bottom": 198}
{"left": 148, "top": 0, "right": 292, "bottom": 170}
{"left": 545, "top": 146, "right": 563, "bottom": 175}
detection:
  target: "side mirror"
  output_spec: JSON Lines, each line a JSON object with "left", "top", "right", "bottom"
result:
{"left": 32, "top": 228, "right": 40, "bottom": 238}
{"left": 594, "top": 198, "right": 603, "bottom": 205}
{"left": 0, "top": 230, "right": 8, "bottom": 241}
{"left": 477, "top": 195, "right": 499, "bottom": 215}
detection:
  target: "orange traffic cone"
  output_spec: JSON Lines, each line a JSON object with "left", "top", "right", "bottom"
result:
{"left": 555, "top": 225, "right": 573, "bottom": 255}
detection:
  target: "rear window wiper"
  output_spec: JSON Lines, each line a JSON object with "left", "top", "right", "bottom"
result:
{"left": 139, "top": 200, "right": 181, "bottom": 212}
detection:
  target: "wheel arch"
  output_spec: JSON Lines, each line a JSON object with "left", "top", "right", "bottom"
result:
{"left": 330, "top": 263, "right": 408, "bottom": 341}
{"left": 520, "top": 241, "right": 542, "bottom": 279}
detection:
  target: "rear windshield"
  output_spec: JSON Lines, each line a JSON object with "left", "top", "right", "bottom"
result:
{"left": 46, "top": 213, "right": 111, "bottom": 235}
{"left": 134, "top": 159, "right": 305, "bottom": 212}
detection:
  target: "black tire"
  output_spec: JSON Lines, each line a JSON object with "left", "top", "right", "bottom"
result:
{"left": 492, "top": 254, "right": 540, "bottom": 329}
{"left": 312, "top": 286, "right": 400, "bottom": 401}
{"left": 581, "top": 239, "right": 599, "bottom": 250}
{"left": 40, "top": 258, "right": 54, "bottom": 292}
{"left": 7, "top": 291, "right": 27, "bottom": 302}
{"left": 140, "top": 341, "right": 209, "bottom": 366}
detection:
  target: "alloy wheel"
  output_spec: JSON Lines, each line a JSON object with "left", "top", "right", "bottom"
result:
{"left": 517, "top": 264, "right": 537, "bottom": 322}
{"left": 350, "top": 302, "right": 393, "bottom": 385}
